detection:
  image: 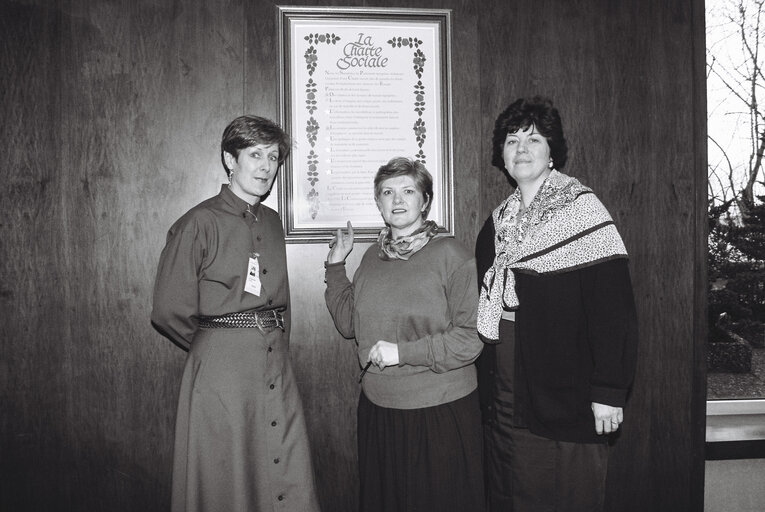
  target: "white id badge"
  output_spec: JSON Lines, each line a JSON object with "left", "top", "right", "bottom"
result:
{"left": 244, "top": 253, "right": 262, "bottom": 296}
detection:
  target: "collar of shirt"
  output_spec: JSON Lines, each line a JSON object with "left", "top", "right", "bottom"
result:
{"left": 219, "top": 184, "right": 261, "bottom": 221}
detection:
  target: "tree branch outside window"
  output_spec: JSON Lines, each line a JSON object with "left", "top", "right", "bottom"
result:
{"left": 707, "top": 0, "right": 765, "bottom": 399}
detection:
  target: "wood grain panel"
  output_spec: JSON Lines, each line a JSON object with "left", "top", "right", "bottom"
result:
{"left": 0, "top": 2, "right": 70, "bottom": 509}
{"left": 691, "top": 0, "right": 709, "bottom": 509}
{"left": 445, "top": 1, "right": 481, "bottom": 247}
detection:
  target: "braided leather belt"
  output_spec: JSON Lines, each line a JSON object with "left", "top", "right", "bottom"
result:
{"left": 198, "top": 310, "right": 285, "bottom": 332}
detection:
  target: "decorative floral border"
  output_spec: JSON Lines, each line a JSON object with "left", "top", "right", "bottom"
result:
{"left": 387, "top": 37, "right": 428, "bottom": 165}
{"left": 300, "top": 34, "right": 341, "bottom": 219}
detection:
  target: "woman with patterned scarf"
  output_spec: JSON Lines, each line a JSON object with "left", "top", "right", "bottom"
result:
{"left": 324, "top": 157, "right": 485, "bottom": 512}
{"left": 476, "top": 97, "right": 638, "bottom": 512}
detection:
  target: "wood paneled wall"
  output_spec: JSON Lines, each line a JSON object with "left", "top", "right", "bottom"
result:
{"left": 0, "top": 0, "right": 706, "bottom": 511}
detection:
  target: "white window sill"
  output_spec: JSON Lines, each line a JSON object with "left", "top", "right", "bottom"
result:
{"left": 706, "top": 399, "right": 765, "bottom": 442}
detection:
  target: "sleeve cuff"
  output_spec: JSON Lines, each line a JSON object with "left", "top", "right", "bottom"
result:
{"left": 397, "top": 338, "right": 432, "bottom": 367}
{"left": 324, "top": 261, "right": 347, "bottom": 284}
{"left": 590, "top": 385, "right": 628, "bottom": 407}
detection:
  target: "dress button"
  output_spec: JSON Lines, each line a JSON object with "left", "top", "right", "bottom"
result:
{"left": 278, "top": 495, "right": 284, "bottom": 501}
{"left": 268, "top": 299, "right": 273, "bottom": 306}
{"left": 268, "top": 347, "right": 273, "bottom": 352}
{"left": 269, "top": 384, "right": 275, "bottom": 390}
{"left": 262, "top": 268, "right": 268, "bottom": 274}
{"left": 257, "top": 235, "right": 262, "bottom": 241}
{"left": 271, "top": 421, "right": 277, "bottom": 427}
{"left": 274, "top": 458, "right": 280, "bottom": 464}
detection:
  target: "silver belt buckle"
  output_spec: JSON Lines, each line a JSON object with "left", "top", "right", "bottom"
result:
{"left": 254, "top": 310, "right": 285, "bottom": 333}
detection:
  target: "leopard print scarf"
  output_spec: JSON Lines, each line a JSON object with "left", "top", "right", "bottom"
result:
{"left": 477, "top": 170, "right": 628, "bottom": 342}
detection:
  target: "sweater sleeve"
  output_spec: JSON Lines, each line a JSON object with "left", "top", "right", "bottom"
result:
{"left": 397, "top": 256, "right": 484, "bottom": 373}
{"left": 324, "top": 261, "right": 355, "bottom": 339}
{"left": 150, "top": 218, "right": 205, "bottom": 351}
{"left": 581, "top": 258, "right": 639, "bottom": 407}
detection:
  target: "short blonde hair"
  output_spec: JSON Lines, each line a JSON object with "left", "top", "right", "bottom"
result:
{"left": 374, "top": 157, "right": 434, "bottom": 218}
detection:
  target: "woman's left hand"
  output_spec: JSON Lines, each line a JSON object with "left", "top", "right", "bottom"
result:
{"left": 368, "top": 340, "right": 399, "bottom": 370}
{"left": 591, "top": 402, "right": 623, "bottom": 435}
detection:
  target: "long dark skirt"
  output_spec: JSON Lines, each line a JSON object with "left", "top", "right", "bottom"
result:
{"left": 485, "top": 424, "right": 608, "bottom": 512}
{"left": 485, "top": 320, "right": 608, "bottom": 512}
{"left": 357, "top": 390, "right": 485, "bottom": 512}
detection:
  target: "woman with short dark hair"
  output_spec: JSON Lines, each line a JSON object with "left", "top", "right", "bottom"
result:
{"left": 477, "top": 97, "right": 638, "bottom": 512}
{"left": 325, "top": 157, "right": 485, "bottom": 512}
{"left": 152, "top": 115, "right": 320, "bottom": 512}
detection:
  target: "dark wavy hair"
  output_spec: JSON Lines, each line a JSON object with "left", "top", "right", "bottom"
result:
{"left": 374, "top": 157, "right": 434, "bottom": 219}
{"left": 491, "top": 96, "right": 568, "bottom": 173}
{"left": 220, "top": 115, "right": 292, "bottom": 176}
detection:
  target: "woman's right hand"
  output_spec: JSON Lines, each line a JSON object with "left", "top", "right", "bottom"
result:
{"left": 327, "top": 221, "right": 354, "bottom": 264}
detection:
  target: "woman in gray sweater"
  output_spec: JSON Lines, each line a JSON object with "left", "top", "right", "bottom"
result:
{"left": 324, "top": 157, "right": 484, "bottom": 512}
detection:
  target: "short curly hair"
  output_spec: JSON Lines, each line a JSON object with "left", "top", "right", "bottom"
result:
{"left": 220, "top": 115, "right": 292, "bottom": 177}
{"left": 491, "top": 96, "right": 568, "bottom": 173}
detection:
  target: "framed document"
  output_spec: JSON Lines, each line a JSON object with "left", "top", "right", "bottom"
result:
{"left": 277, "top": 6, "right": 454, "bottom": 242}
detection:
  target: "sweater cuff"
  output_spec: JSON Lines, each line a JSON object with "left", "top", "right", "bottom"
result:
{"left": 590, "top": 385, "right": 628, "bottom": 407}
{"left": 324, "top": 260, "right": 346, "bottom": 282}
{"left": 397, "top": 338, "right": 432, "bottom": 367}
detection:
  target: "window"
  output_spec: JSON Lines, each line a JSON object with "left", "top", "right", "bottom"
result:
{"left": 706, "top": 0, "right": 765, "bottom": 443}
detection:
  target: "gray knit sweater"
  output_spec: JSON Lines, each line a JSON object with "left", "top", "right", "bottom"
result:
{"left": 325, "top": 236, "right": 483, "bottom": 409}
